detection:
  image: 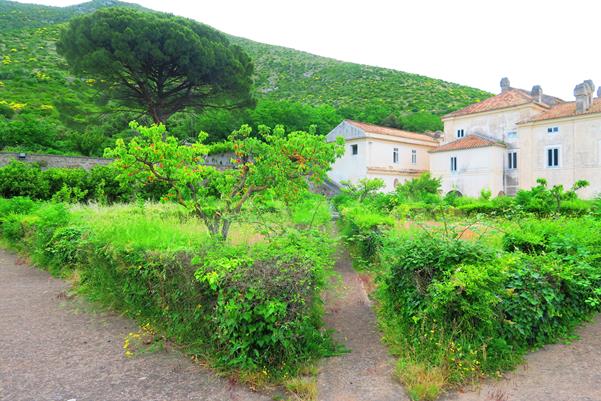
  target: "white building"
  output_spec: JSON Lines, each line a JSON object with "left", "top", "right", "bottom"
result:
{"left": 430, "top": 78, "right": 601, "bottom": 198}
{"left": 325, "top": 120, "right": 439, "bottom": 192}
{"left": 327, "top": 79, "right": 601, "bottom": 199}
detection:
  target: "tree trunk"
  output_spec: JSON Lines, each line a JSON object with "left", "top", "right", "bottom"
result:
{"left": 220, "top": 220, "right": 232, "bottom": 241}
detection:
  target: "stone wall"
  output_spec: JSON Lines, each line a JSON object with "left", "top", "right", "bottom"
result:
{"left": 0, "top": 152, "right": 112, "bottom": 170}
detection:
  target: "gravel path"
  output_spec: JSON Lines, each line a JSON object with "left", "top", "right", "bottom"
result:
{"left": 317, "top": 247, "right": 407, "bottom": 401}
{"left": 440, "top": 315, "right": 601, "bottom": 401}
{"left": 0, "top": 249, "right": 271, "bottom": 401}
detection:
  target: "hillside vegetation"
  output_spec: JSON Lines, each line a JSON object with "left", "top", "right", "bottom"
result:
{"left": 0, "top": 0, "right": 492, "bottom": 155}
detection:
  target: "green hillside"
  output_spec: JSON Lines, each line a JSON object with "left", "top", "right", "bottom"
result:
{"left": 230, "top": 36, "right": 489, "bottom": 117}
{"left": 0, "top": 0, "right": 492, "bottom": 155}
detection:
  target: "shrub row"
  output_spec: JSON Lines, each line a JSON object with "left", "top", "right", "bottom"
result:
{"left": 0, "top": 197, "right": 335, "bottom": 376}
{"left": 0, "top": 160, "right": 168, "bottom": 203}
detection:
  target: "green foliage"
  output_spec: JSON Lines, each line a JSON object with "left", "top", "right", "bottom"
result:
{"left": 339, "top": 178, "right": 386, "bottom": 202}
{"left": 57, "top": 8, "right": 254, "bottom": 123}
{"left": 194, "top": 229, "right": 335, "bottom": 373}
{"left": 515, "top": 178, "right": 590, "bottom": 216}
{"left": 339, "top": 204, "right": 394, "bottom": 266}
{"left": 395, "top": 173, "right": 441, "bottom": 203}
{"left": 0, "top": 198, "right": 336, "bottom": 377}
{"left": 0, "top": 161, "right": 49, "bottom": 199}
{"left": 106, "top": 122, "right": 343, "bottom": 239}
{"left": 372, "top": 219, "right": 601, "bottom": 398}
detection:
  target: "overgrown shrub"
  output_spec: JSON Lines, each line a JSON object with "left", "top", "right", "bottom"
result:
{"left": 376, "top": 218, "right": 601, "bottom": 398}
{"left": 339, "top": 204, "right": 394, "bottom": 265}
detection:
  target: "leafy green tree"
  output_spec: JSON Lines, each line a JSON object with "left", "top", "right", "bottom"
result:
{"left": 105, "top": 122, "right": 343, "bottom": 240}
{"left": 340, "top": 178, "right": 386, "bottom": 201}
{"left": 399, "top": 111, "right": 443, "bottom": 133}
{"left": 396, "top": 172, "right": 442, "bottom": 202}
{"left": 57, "top": 8, "right": 254, "bottom": 124}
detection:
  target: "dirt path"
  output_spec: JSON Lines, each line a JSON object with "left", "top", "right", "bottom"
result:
{"left": 440, "top": 315, "right": 601, "bottom": 401}
{"left": 317, "top": 247, "right": 407, "bottom": 401}
{"left": 0, "top": 249, "right": 271, "bottom": 401}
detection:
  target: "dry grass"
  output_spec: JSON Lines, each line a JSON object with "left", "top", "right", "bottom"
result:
{"left": 395, "top": 359, "right": 446, "bottom": 401}
{"left": 284, "top": 376, "right": 318, "bottom": 401}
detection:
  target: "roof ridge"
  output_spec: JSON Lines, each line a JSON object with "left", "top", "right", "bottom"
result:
{"left": 429, "top": 134, "right": 506, "bottom": 153}
{"left": 344, "top": 119, "right": 438, "bottom": 143}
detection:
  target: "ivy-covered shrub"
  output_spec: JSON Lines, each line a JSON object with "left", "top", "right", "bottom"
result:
{"left": 196, "top": 230, "right": 335, "bottom": 373}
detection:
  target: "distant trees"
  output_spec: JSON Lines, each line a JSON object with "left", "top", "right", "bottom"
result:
{"left": 379, "top": 111, "right": 443, "bottom": 133}
{"left": 57, "top": 8, "right": 254, "bottom": 124}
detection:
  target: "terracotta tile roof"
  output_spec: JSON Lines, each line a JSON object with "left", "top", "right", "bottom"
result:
{"left": 345, "top": 120, "right": 438, "bottom": 144}
{"left": 520, "top": 97, "right": 601, "bottom": 123}
{"left": 429, "top": 134, "right": 506, "bottom": 153}
{"left": 367, "top": 166, "right": 427, "bottom": 175}
{"left": 443, "top": 88, "right": 562, "bottom": 119}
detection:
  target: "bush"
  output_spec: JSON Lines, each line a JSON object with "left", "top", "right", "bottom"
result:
{"left": 339, "top": 204, "right": 394, "bottom": 265}
{"left": 195, "top": 230, "right": 334, "bottom": 373}
{"left": 0, "top": 161, "right": 49, "bottom": 199}
{"left": 376, "top": 217, "right": 601, "bottom": 396}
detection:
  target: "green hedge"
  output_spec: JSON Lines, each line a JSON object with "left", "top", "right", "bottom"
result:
{"left": 0, "top": 198, "right": 335, "bottom": 376}
{"left": 0, "top": 161, "right": 168, "bottom": 203}
{"left": 376, "top": 218, "right": 601, "bottom": 397}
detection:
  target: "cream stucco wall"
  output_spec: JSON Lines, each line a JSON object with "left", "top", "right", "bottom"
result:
{"left": 518, "top": 114, "right": 601, "bottom": 199}
{"left": 442, "top": 104, "right": 545, "bottom": 144}
{"left": 441, "top": 104, "right": 547, "bottom": 196}
{"left": 430, "top": 146, "right": 506, "bottom": 198}
{"left": 326, "top": 121, "right": 437, "bottom": 192}
{"left": 328, "top": 138, "right": 369, "bottom": 186}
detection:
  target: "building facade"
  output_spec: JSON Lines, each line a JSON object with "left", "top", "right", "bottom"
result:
{"left": 431, "top": 78, "right": 601, "bottom": 198}
{"left": 327, "top": 78, "right": 601, "bottom": 199}
{"left": 325, "top": 120, "right": 439, "bottom": 192}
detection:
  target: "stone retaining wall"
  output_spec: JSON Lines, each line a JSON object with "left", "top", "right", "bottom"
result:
{"left": 0, "top": 152, "right": 112, "bottom": 170}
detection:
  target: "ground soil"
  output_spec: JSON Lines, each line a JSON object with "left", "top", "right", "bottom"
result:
{"left": 0, "top": 249, "right": 272, "bottom": 401}
{"left": 316, "top": 247, "right": 407, "bottom": 401}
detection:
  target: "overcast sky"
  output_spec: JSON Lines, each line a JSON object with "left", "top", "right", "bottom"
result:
{"left": 13, "top": 0, "right": 601, "bottom": 99}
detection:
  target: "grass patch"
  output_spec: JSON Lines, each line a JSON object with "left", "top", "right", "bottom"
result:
{"left": 395, "top": 359, "right": 445, "bottom": 401}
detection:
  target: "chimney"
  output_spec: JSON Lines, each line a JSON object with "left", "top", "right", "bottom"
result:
{"left": 500, "top": 77, "right": 510, "bottom": 92}
{"left": 531, "top": 85, "right": 543, "bottom": 102}
{"left": 574, "top": 80, "right": 595, "bottom": 113}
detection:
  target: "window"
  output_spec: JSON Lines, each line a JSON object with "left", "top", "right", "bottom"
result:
{"left": 507, "top": 131, "right": 518, "bottom": 139}
{"left": 457, "top": 129, "right": 465, "bottom": 138}
{"left": 411, "top": 149, "right": 417, "bottom": 164}
{"left": 508, "top": 151, "right": 517, "bottom": 169}
{"left": 450, "top": 156, "right": 457, "bottom": 172}
{"left": 546, "top": 147, "right": 560, "bottom": 167}
{"left": 393, "top": 148, "right": 399, "bottom": 164}
{"left": 351, "top": 144, "right": 358, "bottom": 155}
{"left": 547, "top": 127, "right": 559, "bottom": 134}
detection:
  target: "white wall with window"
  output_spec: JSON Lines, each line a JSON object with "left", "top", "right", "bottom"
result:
{"left": 430, "top": 145, "right": 505, "bottom": 197}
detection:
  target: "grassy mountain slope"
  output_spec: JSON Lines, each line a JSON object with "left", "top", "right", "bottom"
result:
{"left": 230, "top": 36, "right": 490, "bottom": 117}
{"left": 0, "top": 0, "right": 492, "bottom": 154}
